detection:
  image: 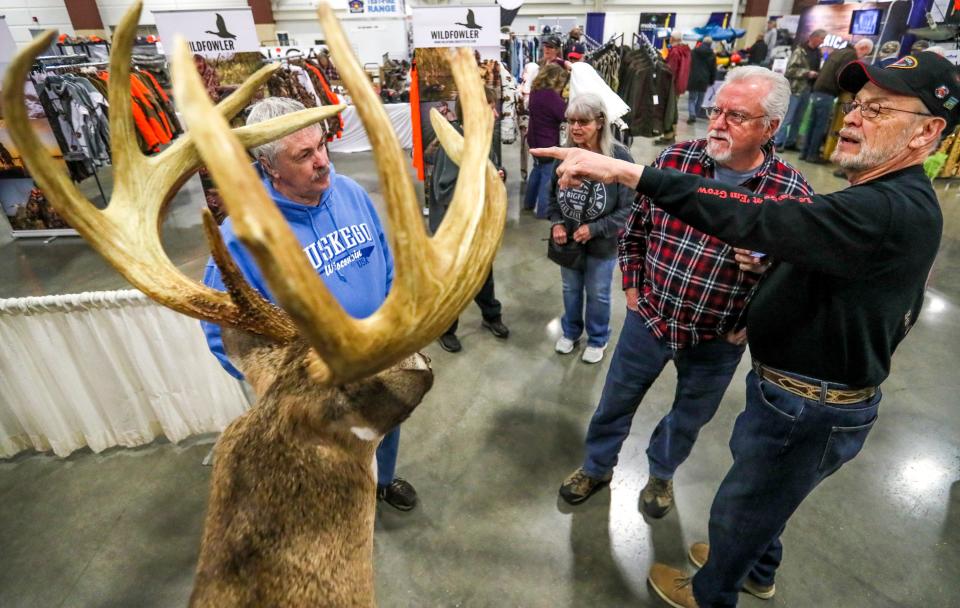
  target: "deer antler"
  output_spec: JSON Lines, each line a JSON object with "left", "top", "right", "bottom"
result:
{"left": 0, "top": 0, "right": 344, "bottom": 341}
{"left": 173, "top": 2, "right": 506, "bottom": 386}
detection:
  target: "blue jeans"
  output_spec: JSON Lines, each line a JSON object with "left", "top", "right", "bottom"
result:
{"left": 688, "top": 90, "right": 706, "bottom": 119}
{"left": 774, "top": 91, "right": 810, "bottom": 149}
{"left": 525, "top": 158, "right": 555, "bottom": 218}
{"left": 692, "top": 368, "right": 880, "bottom": 607}
{"left": 560, "top": 255, "right": 616, "bottom": 348}
{"left": 802, "top": 92, "right": 836, "bottom": 160}
{"left": 582, "top": 310, "right": 744, "bottom": 478}
{"left": 376, "top": 427, "right": 401, "bottom": 487}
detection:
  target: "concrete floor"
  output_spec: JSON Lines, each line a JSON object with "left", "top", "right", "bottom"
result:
{"left": 1, "top": 118, "right": 959, "bottom": 607}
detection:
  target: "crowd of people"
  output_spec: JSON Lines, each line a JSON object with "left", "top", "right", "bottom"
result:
{"left": 197, "top": 29, "right": 958, "bottom": 607}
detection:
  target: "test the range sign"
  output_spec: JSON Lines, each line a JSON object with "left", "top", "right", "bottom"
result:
{"left": 412, "top": 6, "right": 500, "bottom": 48}
{"left": 153, "top": 8, "right": 260, "bottom": 57}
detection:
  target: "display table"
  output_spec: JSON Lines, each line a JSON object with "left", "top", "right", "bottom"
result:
{"left": 328, "top": 102, "right": 412, "bottom": 154}
{"left": 0, "top": 290, "right": 248, "bottom": 458}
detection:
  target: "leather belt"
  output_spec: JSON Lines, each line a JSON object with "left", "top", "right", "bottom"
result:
{"left": 753, "top": 362, "right": 876, "bottom": 406}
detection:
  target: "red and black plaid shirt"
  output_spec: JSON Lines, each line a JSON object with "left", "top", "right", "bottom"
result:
{"left": 618, "top": 139, "right": 813, "bottom": 350}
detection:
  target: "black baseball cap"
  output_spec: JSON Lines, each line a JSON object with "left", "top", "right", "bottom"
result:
{"left": 838, "top": 52, "right": 960, "bottom": 130}
{"left": 542, "top": 35, "right": 562, "bottom": 48}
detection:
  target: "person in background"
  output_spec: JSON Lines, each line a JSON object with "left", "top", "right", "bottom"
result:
{"left": 657, "top": 34, "right": 692, "bottom": 144}
{"left": 762, "top": 18, "right": 779, "bottom": 65}
{"left": 547, "top": 93, "right": 634, "bottom": 364}
{"left": 564, "top": 27, "right": 587, "bottom": 61}
{"left": 540, "top": 35, "right": 566, "bottom": 68}
{"left": 429, "top": 87, "right": 510, "bottom": 353}
{"left": 687, "top": 37, "right": 717, "bottom": 124}
{"left": 876, "top": 40, "right": 901, "bottom": 67}
{"left": 525, "top": 63, "right": 569, "bottom": 218}
{"left": 556, "top": 68, "right": 812, "bottom": 514}
{"left": 747, "top": 34, "right": 768, "bottom": 66}
{"left": 774, "top": 29, "right": 826, "bottom": 151}
{"left": 802, "top": 38, "right": 874, "bottom": 163}
{"left": 202, "top": 97, "right": 418, "bottom": 512}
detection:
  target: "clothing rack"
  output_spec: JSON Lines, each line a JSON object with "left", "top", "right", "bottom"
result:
{"left": 44, "top": 61, "right": 109, "bottom": 71}
{"left": 29, "top": 60, "right": 111, "bottom": 204}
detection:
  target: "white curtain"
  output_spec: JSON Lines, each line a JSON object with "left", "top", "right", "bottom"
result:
{"left": 328, "top": 103, "right": 413, "bottom": 154}
{"left": 0, "top": 290, "right": 248, "bottom": 458}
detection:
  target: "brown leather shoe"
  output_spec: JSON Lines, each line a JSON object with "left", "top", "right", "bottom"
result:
{"left": 686, "top": 543, "right": 776, "bottom": 600}
{"left": 648, "top": 563, "right": 699, "bottom": 607}
{"left": 688, "top": 542, "right": 709, "bottom": 568}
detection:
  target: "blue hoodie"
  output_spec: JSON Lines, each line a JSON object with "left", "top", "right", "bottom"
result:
{"left": 202, "top": 163, "right": 394, "bottom": 379}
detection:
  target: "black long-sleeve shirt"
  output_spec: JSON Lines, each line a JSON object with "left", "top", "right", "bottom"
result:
{"left": 636, "top": 164, "right": 942, "bottom": 387}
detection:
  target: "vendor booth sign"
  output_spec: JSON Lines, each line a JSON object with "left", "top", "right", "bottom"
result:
{"left": 413, "top": 6, "right": 499, "bottom": 48}
{"left": 154, "top": 9, "right": 259, "bottom": 57}
{"left": 365, "top": 0, "right": 403, "bottom": 15}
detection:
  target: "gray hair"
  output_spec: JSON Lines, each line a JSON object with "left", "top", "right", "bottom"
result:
{"left": 246, "top": 97, "right": 324, "bottom": 166}
{"left": 565, "top": 92, "right": 613, "bottom": 157}
{"left": 717, "top": 66, "right": 791, "bottom": 127}
{"left": 854, "top": 39, "right": 874, "bottom": 55}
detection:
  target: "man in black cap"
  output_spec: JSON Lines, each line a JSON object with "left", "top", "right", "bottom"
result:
{"left": 533, "top": 51, "right": 956, "bottom": 608}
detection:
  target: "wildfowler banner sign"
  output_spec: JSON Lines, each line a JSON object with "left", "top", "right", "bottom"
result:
{"left": 153, "top": 8, "right": 259, "bottom": 57}
{"left": 412, "top": 6, "right": 500, "bottom": 48}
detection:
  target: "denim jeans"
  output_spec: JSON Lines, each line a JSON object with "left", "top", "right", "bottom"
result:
{"left": 582, "top": 310, "right": 744, "bottom": 479}
{"left": 376, "top": 427, "right": 401, "bottom": 487}
{"left": 802, "top": 92, "right": 836, "bottom": 160}
{"left": 688, "top": 90, "right": 706, "bottom": 119}
{"left": 692, "top": 369, "right": 880, "bottom": 607}
{"left": 774, "top": 91, "right": 810, "bottom": 149}
{"left": 524, "top": 158, "right": 555, "bottom": 218}
{"left": 560, "top": 255, "right": 616, "bottom": 348}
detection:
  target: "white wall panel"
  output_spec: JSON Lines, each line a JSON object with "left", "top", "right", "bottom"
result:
{"left": 1, "top": 0, "right": 73, "bottom": 46}
{"left": 97, "top": 0, "right": 249, "bottom": 27}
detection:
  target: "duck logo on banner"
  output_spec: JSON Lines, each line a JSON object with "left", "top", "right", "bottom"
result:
{"left": 889, "top": 56, "right": 918, "bottom": 69}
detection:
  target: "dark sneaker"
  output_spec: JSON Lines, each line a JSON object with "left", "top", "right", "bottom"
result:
{"left": 482, "top": 318, "right": 510, "bottom": 339}
{"left": 640, "top": 476, "right": 674, "bottom": 518}
{"left": 438, "top": 333, "right": 462, "bottom": 353}
{"left": 687, "top": 542, "right": 776, "bottom": 599}
{"left": 377, "top": 478, "right": 418, "bottom": 511}
{"left": 654, "top": 136, "right": 676, "bottom": 145}
{"left": 686, "top": 117, "right": 697, "bottom": 124}
{"left": 559, "top": 467, "right": 613, "bottom": 505}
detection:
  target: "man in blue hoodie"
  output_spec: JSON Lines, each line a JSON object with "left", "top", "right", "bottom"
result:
{"left": 201, "top": 97, "right": 418, "bottom": 512}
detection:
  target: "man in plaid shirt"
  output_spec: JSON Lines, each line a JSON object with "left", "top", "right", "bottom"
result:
{"left": 559, "top": 67, "right": 813, "bottom": 523}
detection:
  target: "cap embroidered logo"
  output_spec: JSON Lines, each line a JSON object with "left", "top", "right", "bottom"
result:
{"left": 889, "top": 56, "right": 919, "bottom": 69}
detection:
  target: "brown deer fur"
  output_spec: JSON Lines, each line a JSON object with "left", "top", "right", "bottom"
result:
{"left": 189, "top": 331, "right": 433, "bottom": 607}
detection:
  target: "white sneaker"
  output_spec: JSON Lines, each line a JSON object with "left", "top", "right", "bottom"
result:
{"left": 582, "top": 345, "right": 606, "bottom": 364}
{"left": 555, "top": 336, "right": 577, "bottom": 354}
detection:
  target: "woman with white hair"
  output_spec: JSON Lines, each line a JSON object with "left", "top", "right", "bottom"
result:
{"left": 547, "top": 93, "right": 634, "bottom": 363}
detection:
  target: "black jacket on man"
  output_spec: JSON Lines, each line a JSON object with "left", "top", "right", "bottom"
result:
{"left": 635, "top": 164, "right": 941, "bottom": 388}
{"left": 687, "top": 45, "right": 717, "bottom": 92}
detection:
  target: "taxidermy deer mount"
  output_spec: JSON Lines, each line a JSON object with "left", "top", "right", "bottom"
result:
{"left": 1, "top": 1, "right": 506, "bottom": 605}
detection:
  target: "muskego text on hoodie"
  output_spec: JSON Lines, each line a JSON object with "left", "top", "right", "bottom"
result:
{"left": 302, "top": 223, "right": 374, "bottom": 276}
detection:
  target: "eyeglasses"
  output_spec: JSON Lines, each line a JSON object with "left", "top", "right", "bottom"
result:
{"left": 703, "top": 106, "right": 767, "bottom": 126}
{"left": 567, "top": 117, "right": 599, "bottom": 126}
{"left": 841, "top": 100, "right": 934, "bottom": 120}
